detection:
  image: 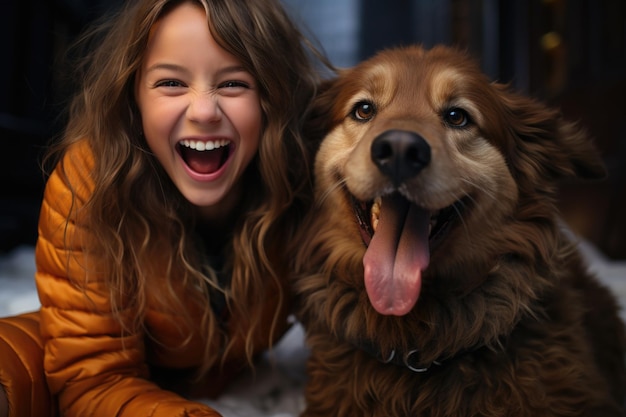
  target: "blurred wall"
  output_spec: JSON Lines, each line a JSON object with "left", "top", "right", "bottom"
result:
{"left": 1, "top": 0, "right": 123, "bottom": 252}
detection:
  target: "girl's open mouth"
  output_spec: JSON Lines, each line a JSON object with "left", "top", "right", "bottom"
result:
{"left": 177, "top": 139, "right": 233, "bottom": 175}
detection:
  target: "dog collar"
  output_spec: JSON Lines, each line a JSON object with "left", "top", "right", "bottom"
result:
{"left": 356, "top": 339, "right": 442, "bottom": 373}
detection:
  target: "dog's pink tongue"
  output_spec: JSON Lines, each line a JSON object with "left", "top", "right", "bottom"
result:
{"left": 363, "top": 194, "right": 430, "bottom": 316}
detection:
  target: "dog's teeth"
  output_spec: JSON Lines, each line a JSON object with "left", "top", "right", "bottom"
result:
{"left": 371, "top": 197, "right": 382, "bottom": 233}
{"left": 429, "top": 210, "right": 439, "bottom": 236}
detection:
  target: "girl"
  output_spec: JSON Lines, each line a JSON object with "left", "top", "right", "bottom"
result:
{"left": 0, "top": 0, "right": 327, "bottom": 415}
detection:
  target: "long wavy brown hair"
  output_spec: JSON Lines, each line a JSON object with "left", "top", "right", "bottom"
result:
{"left": 45, "top": 0, "right": 326, "bottom": 375}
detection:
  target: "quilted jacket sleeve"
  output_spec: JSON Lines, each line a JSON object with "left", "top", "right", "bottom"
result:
{"left": 35, "top": 141, "right": 221, "bottom": 417}
{"left": 0, "top": 312, "right": 55, "bottom": 417}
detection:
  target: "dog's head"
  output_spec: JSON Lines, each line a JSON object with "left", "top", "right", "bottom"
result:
{"left": 307, "top": 45, "right": 605, "bottom": 317}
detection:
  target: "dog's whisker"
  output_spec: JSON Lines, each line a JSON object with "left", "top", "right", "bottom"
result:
{"left": 452, "top": 195, "right": 472, "bottom": 243}
{"left": 316, "top": 178, "right": 348, "bottom": 208}
{"left": 459, "top": 177, "right": 498, "bottom": 202}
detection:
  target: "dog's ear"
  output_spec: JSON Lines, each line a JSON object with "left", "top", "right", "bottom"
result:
{"left": 304, "top": 77, "right": 340, "bottom": 144}
{"left": 495, "top": 84, "right": 607, "bottom": 183}
{"left": 555, "top": 120, "right": 607, "bottom": 180}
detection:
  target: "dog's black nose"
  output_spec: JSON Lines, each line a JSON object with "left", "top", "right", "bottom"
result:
{"left": 371, "top": 130, "right": 431, "bottom": 185}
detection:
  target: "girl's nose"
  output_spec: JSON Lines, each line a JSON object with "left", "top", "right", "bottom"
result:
{"left": 187, "top": 93, "right": 222, "bottom": 123}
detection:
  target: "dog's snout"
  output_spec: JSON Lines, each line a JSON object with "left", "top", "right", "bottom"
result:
{"left": 371, "top": 130, "right": 431, "bottom": 185}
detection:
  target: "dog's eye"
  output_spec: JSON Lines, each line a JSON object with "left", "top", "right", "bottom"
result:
{"left": 351, "top": 101, "right": 376, "bottom": 121}
{"left": 443, "top": 108, "right": 470, "bottom": 127}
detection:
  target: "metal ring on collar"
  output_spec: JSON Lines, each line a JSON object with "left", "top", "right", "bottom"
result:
{"left": 382, "top": 349, "right": 396, "bottom": 363}
{"left": 404, "top": 349, "right": 429, "bottom": 372}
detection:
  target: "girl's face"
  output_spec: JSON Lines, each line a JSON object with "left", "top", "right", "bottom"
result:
{"left": 136, "top": 2, "right": 262, "bottom": 220}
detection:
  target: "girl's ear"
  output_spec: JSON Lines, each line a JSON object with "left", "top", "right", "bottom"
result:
{"left": 496, "top": 83, "right": 607, "bottom": 184}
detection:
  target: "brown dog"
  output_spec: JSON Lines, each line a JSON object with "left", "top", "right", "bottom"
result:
{"left": 293, "top": 45, "right": 626, "bottom": 416}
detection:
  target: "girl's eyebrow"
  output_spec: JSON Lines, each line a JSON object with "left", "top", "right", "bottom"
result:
{"left": 145, "top": 62, "right": 250, "bottom": 77}
{"left": 145, "top": 62, "right": 188, "bottom": 73}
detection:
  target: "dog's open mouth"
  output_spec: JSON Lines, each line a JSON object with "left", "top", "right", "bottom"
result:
{"left": 351, "top": 192, "right": 465, "bottom": 316}
{"left": 352, "top": 194, "right": 463, "bottom": 249}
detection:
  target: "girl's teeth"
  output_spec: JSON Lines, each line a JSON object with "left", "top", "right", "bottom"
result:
{"left": 180, "top": 140, "right": 229, "bottom": 151}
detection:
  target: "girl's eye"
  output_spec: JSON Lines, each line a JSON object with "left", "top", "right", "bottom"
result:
{"left": 351, "top": 101, "right": 376, "bottom": 121}
{"left": 220, "top": 80, "right": 249, "bottom": 89}
{"left": 443, "top": 107, "right": 471, "bottom": 127}
{"left": 155, "top": 80, "right": 184, "bottom": 88}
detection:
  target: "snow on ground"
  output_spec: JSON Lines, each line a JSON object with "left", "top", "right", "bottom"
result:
{"left": 0, "top": 245, "right": 308, "bottom": 416}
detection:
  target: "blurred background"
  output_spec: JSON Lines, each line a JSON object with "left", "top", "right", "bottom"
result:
{"left": 2, "top": 0, "right": 625, "bottom": 259}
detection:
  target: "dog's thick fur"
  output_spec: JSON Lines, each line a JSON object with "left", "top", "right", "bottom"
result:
{"left": 293, "top": 45, "right": 626, "bottom": 416}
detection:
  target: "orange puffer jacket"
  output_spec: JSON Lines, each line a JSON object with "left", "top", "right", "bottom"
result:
{"left": 0, "top": 140, "right": 291, "bottom": 417}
